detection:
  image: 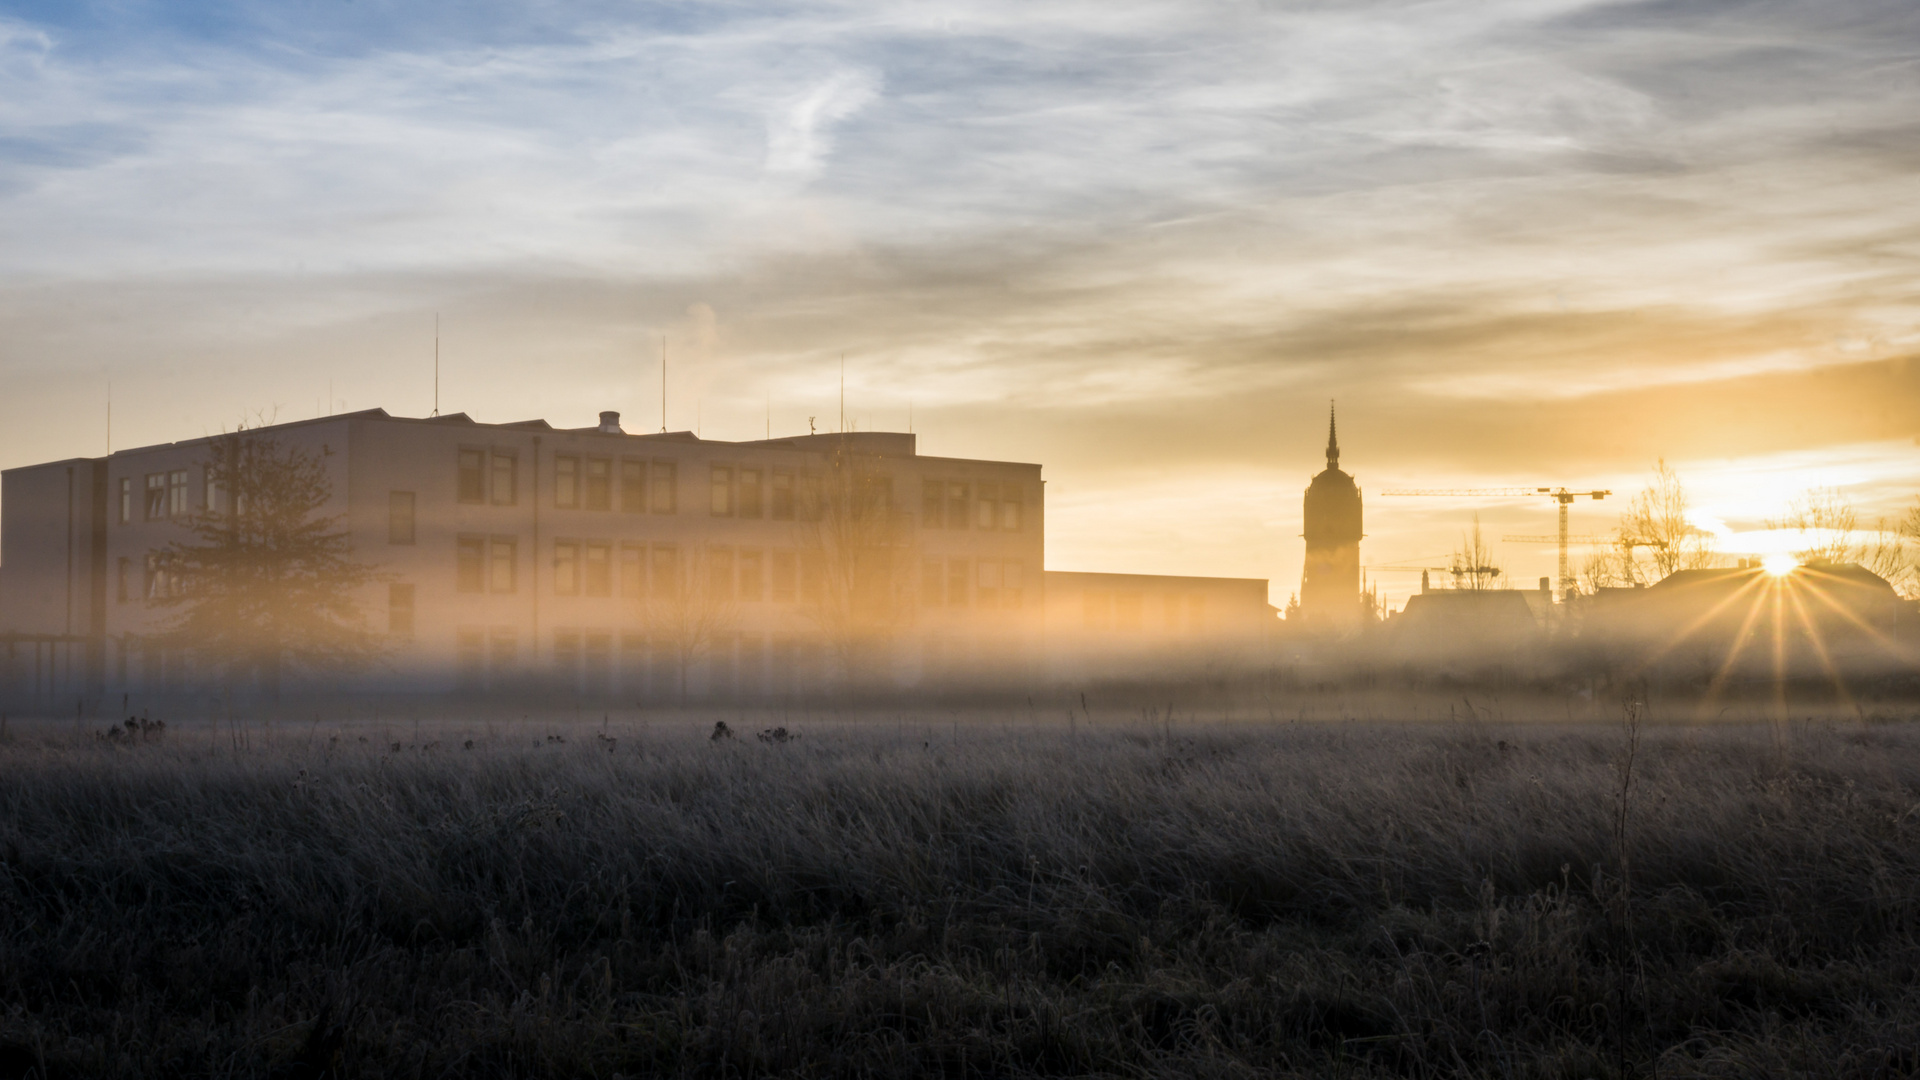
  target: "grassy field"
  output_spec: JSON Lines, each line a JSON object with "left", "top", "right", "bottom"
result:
{"left": 1, "top": 703, "right": 1917, "bottom": 1078}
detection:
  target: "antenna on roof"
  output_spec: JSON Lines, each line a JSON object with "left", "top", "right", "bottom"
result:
{"left": 839, "top": 353, "right": 845, "bottom": 434}
{"left": 660, "top": 336, "right": 668, "bottom": 433}
{"left": 106, "top": 375, "right": 111, "bottom": 455}
{"left": 765, "top": 391, "right": 770, "bottom": 440}
{"left": 432, "top": 314, "right": 440, "bottom": 417}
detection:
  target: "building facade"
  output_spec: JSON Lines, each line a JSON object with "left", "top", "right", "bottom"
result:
{"left": 0, "top": 409, "right": 1044, "bottom": 703}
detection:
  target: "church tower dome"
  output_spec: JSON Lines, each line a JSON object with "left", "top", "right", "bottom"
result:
{"left": 1301, "top": 403, "right": 1363, "bottom": 631}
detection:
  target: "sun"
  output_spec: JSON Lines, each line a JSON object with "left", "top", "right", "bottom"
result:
{"left": 1761, "top": 553, "right": 1798, "bottom": 577}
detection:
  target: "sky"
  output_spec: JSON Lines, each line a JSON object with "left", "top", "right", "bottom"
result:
{"left": 1, "top": 0, "right": 1916, "bottom": 609}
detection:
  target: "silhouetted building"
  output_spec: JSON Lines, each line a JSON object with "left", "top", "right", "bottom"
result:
{"left": 1041, "top": 571, "right": 1275, "bottom": 679}
{"left": 0, "top": 409, "right": 1044, "bottom": 704}
{"left": 1300, "top": 406, "right": 1363, "bottom": 633}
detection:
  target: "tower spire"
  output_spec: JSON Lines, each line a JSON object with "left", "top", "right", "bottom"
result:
{"left": 1325, "top": 401, "right": 1340, "bottom": 469}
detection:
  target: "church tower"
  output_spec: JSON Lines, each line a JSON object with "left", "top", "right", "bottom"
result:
{"left": 1301, "top": 404, "right": 1363, "bottom": 632}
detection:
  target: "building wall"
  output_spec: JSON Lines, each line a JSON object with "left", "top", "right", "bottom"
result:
{"left": 1041, "top": 570, "right": 1274, "bottom": 679}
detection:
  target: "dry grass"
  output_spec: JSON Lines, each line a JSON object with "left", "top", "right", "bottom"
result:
{"left": 1, "top": 705, "right": 1918, "bottom": 1078}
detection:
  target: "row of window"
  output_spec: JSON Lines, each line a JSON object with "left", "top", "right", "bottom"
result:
{"left": 453, "top": 627, "right": 830, "bottom": 696}
{"left": 115, "top": 554, "right": 184, "bottom": 603}
{"left": 922, "top": 480, "right": 1023, "bottom": 531}
{"left": 921, "top": 558, "right": 1026, "bottom": 609}
{"left": 117, "top": 472, "right": 190, "bottom": 524}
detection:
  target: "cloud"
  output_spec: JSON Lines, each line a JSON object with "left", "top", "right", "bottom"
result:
{"left": 764, "top": 68, "right": 879, "bottom": 179}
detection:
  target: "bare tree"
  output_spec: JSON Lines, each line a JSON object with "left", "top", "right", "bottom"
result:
{"left": 796, "top": 438, "right": 915, "bottom": 687}
{"left": 152, "top": 427, "right": 383, "bottom": 699}
{"left": 1770, "top": 487, "right": 1917, "bottom": 591}
{"left": 638, "top": 547, "right": 738, "bottom": 703}
{"left": 1449, "top": 514, "right": 1504, "bottom": 591}
{"left": 1616, "top": 459, "right": 1717, "bottom": 582}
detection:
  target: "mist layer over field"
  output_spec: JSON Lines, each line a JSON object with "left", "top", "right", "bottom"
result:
{"left": 2, "top": 707, "right": 1918, "bottom": 1077}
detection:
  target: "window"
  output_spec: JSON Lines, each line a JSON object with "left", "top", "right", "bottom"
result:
{"left": 922, "top": 480, "right": 943, "bottom": 529}
{"left": 456, "top": 537, "right": 485, "bottom": 592}
{"left": 710, "top": 465, "right": 734, "bottom": 516}
{"left": 584, "top": 542, "right": 612, "bottom": 597}
{"left": 946, "top": 482, "right": 969, "bottom": 531}
{"left": 118, "top": 478, "right": 131, "bottom": 524}
{"left": 167, "top": 471, "right": 189, "bottom": 518}
{"left": 204, "top": 467, "right": 221, "bottom": 515}
{"left": 771, "top": 551, "right": 796, "bottom": 602}
{"left": 650, "top": 545, "right": 679, "bottom": 598}
{"left": 458, "top": 450, "right": 486, "bottom": 504}
{"left": 771, "top": 469, "right": 794, "bottom": 520}
{"left": 491, "top": 452, "right": 517, "bottom": 506}
{"left": 1004, "top": 562, "right": 1024, "bottom": 608}
{"left": 555, "top": 456, "right": 579, "bottom": 508}
{"left": 978, "top": 560, "right": 1002, "bottom": 607}
{"left": 388, "top": 491, "right": 416, "bottom": 545}
{"left": 739, "top": 469, "right": 762, "bottom": 519}
{"left": 976, "top": 483, "right": 999, "bottom": 529}
{"left": 144, "top": 474, "right": 167, "bottom": 519}
{"left": 620, "top": 459, "right": 646, "bottom": 513}
{"left": 1002, "top": 485, "right": 1023, "bottom": 531}
{"left": 738, "top": 549, "right": 763, "bottom": 601}
{"left": 921, "top": 559, "right": 943, "bottom": 606}
{"left": 649, "top": 462, "right": 676, "bottom": 513}
{"left": 947, "top": 559, "right": 969, "bottom": 607}
{"left": 388, "top": 584, "right": 415, "bottom": 636}
{"left": 144, "top": 552, "right": 181, "bottom": 599}
{"left": 117, "top": 557, "right": 130, "bottom": 603}
{"left": 554, "top": 541, "right": 580, "bottom": 595}
{"left": 620, "top": 544, "right": 646, "bottom": 599}
{"left": 490, "top": 538, "right": 516, "bottom": 593}
{"left": 709, "top": 548, "right": 734, "bottom": 600}
{"left": 584, "top": 458, "right": 611, "bottom": 511}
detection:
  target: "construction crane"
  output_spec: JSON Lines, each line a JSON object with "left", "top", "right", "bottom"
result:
{"left": 1381, "top": 487, "right": 1611, "bottom": 601}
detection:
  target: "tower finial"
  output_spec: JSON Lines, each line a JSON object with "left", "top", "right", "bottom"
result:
{"left": 1326, "top": 400, "right": 1340, "bottom": 469}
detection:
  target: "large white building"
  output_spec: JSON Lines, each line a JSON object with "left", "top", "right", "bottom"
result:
{"left": 0, "top": 407, "right": 1278, "bottom": 709}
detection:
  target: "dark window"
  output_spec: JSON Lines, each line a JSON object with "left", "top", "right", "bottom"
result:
{"left": 946, "top": 482, "right": 969, "bottom": 531}
{"left": 584, "top": 542, "right": 611, "bottom": 597}
{"left": 117, "top": 557, "right": 130, "bottom": 603}
{"left": 456, "top": 537, "right": 485, "bottom": 592}
{"left": 771, "top": 469, "right": 794, "bottom": 520}
{"left": 649, "top": 462, "right": 676, "bottom": 513}
{"left": 490, "top": 538, "right": 517, "bottom": 593}
{"left": 738, "top": 469, "right": 762, "bottom": 519}
{"left": 554, "top": 541, "right": 580, "bottom": 596}
{"left": 710, "top": 465, "right": 733, "bottom": 516}
{"left": 651, "top": 545, "right": 679, "bottom": 598}
{"left": 976, "top": 482, "right": 998, "bottom": 529}
{"left": 619, "top": 459, "right": 646, "bottom": 512}
{"left": 708, "top": 548, "right": 734, "bottom": 599}
{"left": 1002, "top": 484, "right": 1023, "bottom": 531}
{"left": 977, "top": 561, "right": 1001, "bottom": 607}
{"left": 738, "top": 549, "right": 763, "bottom": 601}
{"left": 388, "top": 584, "right": 415, "bottom": 635}
{"left": 388, "top": 491, "right": 416, "bottom": 545}
{"left": 491, "top": 452, "right": 517, "bottom": 506}
{"left": 620, "top": 544, "right": 646, "bottom": 599}
{"left": 584, "top": 458, "right": 611, "bottom": 511}
{"left": 457, "top": 450, "right": 486, "bottom": 504}
{"left": 922, "top": 480, "right": 942, "bottom": 529}
{"left": 554, "top": 456, "right": 579, "bottom": 509}
{"left": 118, "top": 478, "right": 131, "bottom": 524}
{"left": 144, "top": 474, "right": 167, "bottom": 520}
{"left": 168, "top": 471, "right": 189, "bottom": 517}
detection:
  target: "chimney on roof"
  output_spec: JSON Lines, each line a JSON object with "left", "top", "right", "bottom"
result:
{"left": 598, "top": 411, "right": 623, "bottom": 434}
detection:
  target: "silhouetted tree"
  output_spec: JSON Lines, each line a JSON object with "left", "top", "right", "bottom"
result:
{"left": 1448, "top": 514, "right": 1503, "bottom": 590}
{"left": 1616, "top": 459, "right": 1717, "bottom": 582}
{"left": 638, "top": 547, "right": 738, "bottom": 703}
{"left": 152, "top": 427, "right": 383, "bottom": 699}
{"left": 1771, "top": 487, "right": 1913, "bottom": 589}
{"left": 797, "top": 438, "right": 914, "bottom": 687}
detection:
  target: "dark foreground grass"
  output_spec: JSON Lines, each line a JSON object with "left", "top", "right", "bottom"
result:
{"left": 2, "top": 709, "right": 1918, "bottom": 1078}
